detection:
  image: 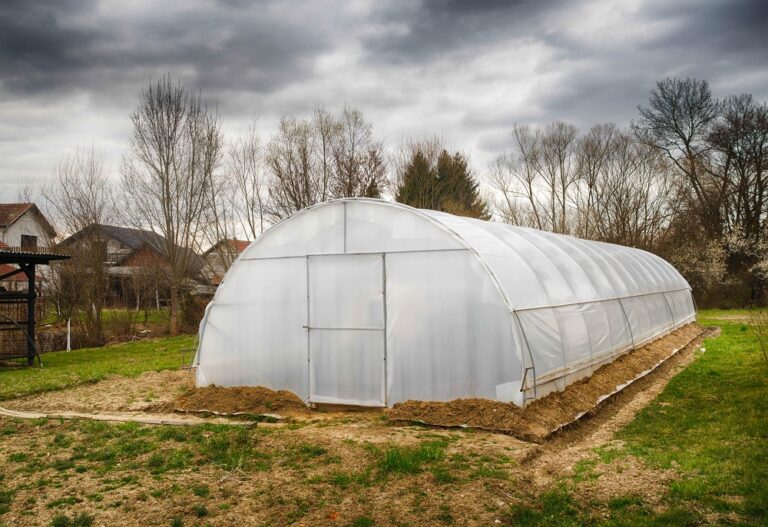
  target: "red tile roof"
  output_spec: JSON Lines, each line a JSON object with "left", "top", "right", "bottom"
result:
{"left": 0, "top": 263, "right": 29, "bottom": 281}
{"left": 203, "top": 239, "right": 250, "bottom": 256}
{"left": 0, "top": 203, "right": 33, "bottom": 227}
{"left": 0, "top": 203, "right": 56, "bottom": 237}
{"left": 228, "top": 239, "right": 250, "bottom": 252}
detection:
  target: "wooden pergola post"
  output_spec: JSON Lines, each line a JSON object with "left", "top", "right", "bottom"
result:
{"left": 0, "top": 248, "right": 69, "bottom": 366}
{"left": 24, "top": 263, "right": 36, "bottom": 366}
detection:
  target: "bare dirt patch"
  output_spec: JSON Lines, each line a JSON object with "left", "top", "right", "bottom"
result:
{"left": 387, "top": 323, "right": 705, "bottom": 441}
{"left": 4, "top": 369, "right": 194, "bottom": 413}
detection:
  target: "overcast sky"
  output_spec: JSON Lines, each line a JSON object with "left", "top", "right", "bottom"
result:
{"left": 1, "top": 0, "right": 766, "bottom": 200}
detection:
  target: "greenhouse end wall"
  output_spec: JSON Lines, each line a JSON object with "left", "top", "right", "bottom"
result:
{"left": 195, "top": 199, "right": 695, "bottom": 408}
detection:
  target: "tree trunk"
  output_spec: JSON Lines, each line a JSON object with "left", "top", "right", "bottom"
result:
{"left": 169, "top": 282, "right": 179, "bottom": 336}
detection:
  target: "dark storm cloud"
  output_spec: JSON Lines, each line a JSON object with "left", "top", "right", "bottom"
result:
{"left": 646, "top": 0, "right": 768, "bottom": 59}
{"left": 365, "top": 0, "right": 562, "bottom": 63}
{"left": 0, "top": 0, "right": 103, "bottom": 93}
{"left": 525, "top": 0, "right": 768, "bottom": 130}
{"left": 0, "top": 0, "right": 332, "bottom": 97}
{"left": 1, "top": 0, "right": 767, "bottom": 199}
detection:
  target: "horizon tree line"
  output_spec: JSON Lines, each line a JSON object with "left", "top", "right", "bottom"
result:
{"left": 39, "top": 75, "right": 768, "bottom": 342}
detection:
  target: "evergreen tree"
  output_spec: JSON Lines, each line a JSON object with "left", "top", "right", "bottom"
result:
{"left": 396, "top": 149, "right": 489, "bottom": 219}
{"left": 435, "top": 150, "right": 489, "bottom": 219}
{"left": 395, "top": 150, "right": 437, "bottom": 209}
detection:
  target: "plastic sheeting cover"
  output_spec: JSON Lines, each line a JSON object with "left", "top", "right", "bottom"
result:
{"left": 196, "top": 198, "right": 695, "bottom": 407}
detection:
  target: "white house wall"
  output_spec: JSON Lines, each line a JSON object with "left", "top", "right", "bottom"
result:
{"left": 1, "top": 210, "right": 53, "bottom": 247}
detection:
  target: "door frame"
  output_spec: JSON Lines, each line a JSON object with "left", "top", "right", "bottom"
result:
{"left": 305, "top": 253, "right": 388, "bottom": 407}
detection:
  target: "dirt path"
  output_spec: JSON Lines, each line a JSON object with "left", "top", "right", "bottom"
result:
{"left": 517, "top": 328, "right": 714, "bottom": 503}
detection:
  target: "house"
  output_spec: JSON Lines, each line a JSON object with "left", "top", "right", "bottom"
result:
{"left": 0, "top": 203, "right": 57, "bottom": 291}
{"left": 55, "top": 224, "right": 205, "bottom": 303}
{"left": 202, "top": 239, "right": 250, "bottom": 285}
{"left": 0, "top": 242, "right": 42, "bottom": 292}
{"left": 0, "top": 203, "right": 56, "bottom": 249}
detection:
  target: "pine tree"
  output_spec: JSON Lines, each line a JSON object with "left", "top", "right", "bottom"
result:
{"left": 396, "top": 149, "right": 489, "bottom": 219}
{"left": 395, "top": 151, "right": 437, "bottom": 209}
{"left": 435, "top": 150, "right": 489, "bottom": 219}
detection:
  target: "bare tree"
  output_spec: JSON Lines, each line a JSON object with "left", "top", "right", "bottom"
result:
{"left": 578, "top": 134, "right": 673, "bottom": 249}
{"left": 265, "top": 116, "right": 320, "bottom": 220}
{"left": 43, "top": 146, "right": 113, "bottom": 345}
{"left": 330, "top": 106, "right": 387, "bottom": 198}
{"left": 264, "top": 105, "right": 386, "bottom": 220}
{"left": 487, "top": 125, "right": 545, "bottom": 228}
{"left": 574, "top": 124, "right": 617, "bottom": 239}
{"left": 119, "top": 76, "right": 222, "bottom": 335}
{"left": 229, "top": 123, "right": 268, "bottom": 240}
{"left": 487, "top": 123, "right": 579, "bottom": 233}
{"left": 633, "top": 78, "right": 721, "bottom": 236}
{"left": 489, "top": 122, "right": 673, "bottom": 250}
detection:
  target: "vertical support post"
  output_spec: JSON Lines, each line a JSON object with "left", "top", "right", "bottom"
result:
{"left": 305, "top": 255, "right": 311, "bottom": 404}
{"left": 512, "top": 311, "right": 537, "bottom": 402}
{"left": 617, "top": 297, "right": 635, "bottom": 349}
{"left": 342, "top": 201, "right": 347, "bottom": 254}
{"left": 661, "top": 292, "right": 676, "bottom": 330}
{"left": 381, "top": 253, "right": 388, "bottom": 407}
{"left": 25, "top": 263, "right": 36, "bottom": 366}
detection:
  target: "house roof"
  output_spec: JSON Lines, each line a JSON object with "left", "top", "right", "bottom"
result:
{"left": 0, "top": 264, "right": 25, "bottom": 281}
{"left": 203, "top": 238, "right": 251, "bottom": 256}
{"left": 56, "top": 223, "right": 203, "bottom": 274}
{"left": 0, "top": 203, "right": 56, "bottom": 237}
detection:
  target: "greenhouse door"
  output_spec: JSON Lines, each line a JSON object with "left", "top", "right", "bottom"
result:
{"left": 307, "top": 254, "right": 386, "bottom": 406}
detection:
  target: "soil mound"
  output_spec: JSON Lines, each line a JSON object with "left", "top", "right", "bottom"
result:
{"left": 173, "top": 385, "right": 311, "bottom": 417}
{"left": 388, "top": 323, "right": 705, "bottom": 441}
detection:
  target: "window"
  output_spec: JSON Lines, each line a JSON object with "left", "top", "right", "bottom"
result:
{"left": 20, "top": 235, "right": 37, "bottom": 250}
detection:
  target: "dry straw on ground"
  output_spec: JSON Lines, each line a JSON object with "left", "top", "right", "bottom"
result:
{"left": 388, "top": 323, "right": 704, "bottom": 440}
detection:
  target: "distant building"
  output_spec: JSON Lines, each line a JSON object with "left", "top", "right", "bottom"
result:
{"left": 55, "top": 224, "right": 206, "bottom": 303}
{"left": 0, "top": 203, "right": 57, "bottom": 291}
{"left": 202, "top": 239, "right": 250, "bottom": 285}
{"left": 0, "top": 242, "right": 43, "bottom": 292}
{"left": 0, "top": 203, "right": 56, "bottom": 249}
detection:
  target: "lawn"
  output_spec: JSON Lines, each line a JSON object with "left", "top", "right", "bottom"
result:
{"left": 507, "top": 309, "right": 768, "bottom": 526}
{"left": 0, "top": 335, "right": 196, "bottom": 401}
{"left": 619, "top": 310, "right": 767, "bottom": 523}
{"left": 42, "top": 308, "right": 171, "bottom": 326}
{"left": 0, "top": 309, "right": 765, "bottom": 526}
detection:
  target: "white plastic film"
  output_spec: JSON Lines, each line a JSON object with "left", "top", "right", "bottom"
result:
{"left": 196, "top": 198, "right": 696, "bottom": 408}
{"left": 196, "top": 258, "right": 309, "bottom": 400}
{"left": 309, "top": 329, "right": 385, "bottom": 406}
{"left": 621, "top": 293, "right": 676, "bottom": 345}
{"left": 345, "top": 201, "right": 463, "bottom": 253}
{"left": 308, "top": 254, "right": 385, "bottom": 406}
{"left": 385, "top": 250, "right": 521, "bottom": 404}
{"left": 240, "top": 202, "right": 345, "bottom": 259}
{"left": 308, "top": 254, "right": 383, "bottom": 329}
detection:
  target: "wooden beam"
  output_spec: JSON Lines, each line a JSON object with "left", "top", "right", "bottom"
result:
{"left": 24, "top": 264, "right": 36, "bottom": 366}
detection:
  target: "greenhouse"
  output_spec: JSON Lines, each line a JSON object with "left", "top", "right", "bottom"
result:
{"left": 195, "top": 198, "right": 695, "bottom": 407}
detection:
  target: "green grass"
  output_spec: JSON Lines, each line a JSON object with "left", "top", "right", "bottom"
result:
{"left": 0, "top": 308, "right": 764, "bottom": 525}
{"left": 504, "top": 488, "right": 702, "bottom": 527}
{"left": 502, "top": 308, "right": 767, "bottom": 526}
{"left": 374, "top": 439, "right": 447, "bottom": 475}
{"left": 0, "top": 335, "right": 195, "bottom": 401}
{"left": 42, "top": 308, "right": 171, "bottom": 326}
{"left": 615, "top": 309, "right": 768, "bottom": 524}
